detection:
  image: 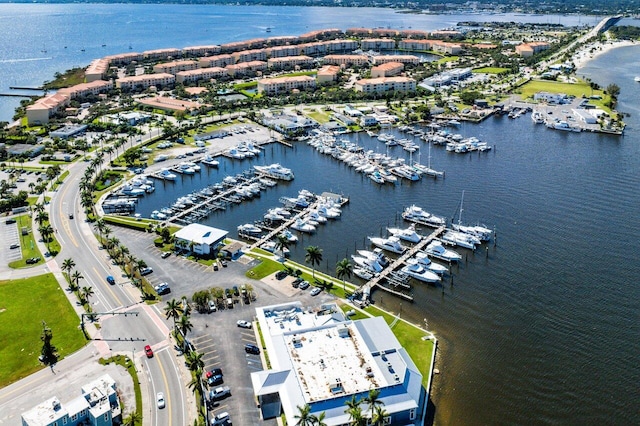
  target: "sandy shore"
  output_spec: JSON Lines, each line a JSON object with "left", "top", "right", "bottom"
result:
{"left": 573, "top": 39, "right": 639, "bottom": 70}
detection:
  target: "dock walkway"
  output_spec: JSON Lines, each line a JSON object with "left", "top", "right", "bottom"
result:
{"left": 363, "top": 225, "right": 446, "bottom": 301}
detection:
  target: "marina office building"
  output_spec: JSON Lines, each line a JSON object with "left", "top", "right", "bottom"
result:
{"left": 251, "top": 302, "right": 426, "bottom": 425}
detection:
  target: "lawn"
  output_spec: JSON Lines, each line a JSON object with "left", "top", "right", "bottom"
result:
{"left": 100, "top": 355, "right": 142, "bottom": 424}
{"left": 8, "top": 214, "right": 44, "bottom": 269}
{"left": 307, "top": 111, "right": 331, "bottom": 124}
{"left": 518, "top": 79, "right": 614, "bottom": 113}
{"left": 436, "top": 55, "right": 459, "bottom": 65}
{"left": 103, "top": 215, "right": 157, "bottom": 231}
{"left": 473, "top": 67, "right": 510, "bottom": 74}
{"left": 0, "top": 273, "right": 86, "bottom": 387}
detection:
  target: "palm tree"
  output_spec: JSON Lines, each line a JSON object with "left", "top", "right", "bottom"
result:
{"left": 33, "top": 202, "right": 45, "bottom": 215}
{"left": 336, "top": 258, "right": 353, "bottom": 293}
{"left": 184, "top": 350, "right": 204, "bottom": 372}
{"left": 363, "top": 389, "right": 383, "bottom": 421}
{"left": 305, "top": 246, "right": 323, "bottom": 279}
{"left": 70, "top": 270, "right": 84, "bottom": 291}
{"left": 35, "top": 211, "right": 49, "bottom": 225}
{"left": 164, "top": 299, "right": 184, "bottom": 330}
{"left": 312, "top": 411, "right": 327, "bottom": 426}
{"left": 187, "top": 367, "right": 204, "bottom": 395}
{"left": 94, "top": 219, "right": 106, "bottom": 239}
{"left": 81, "top": 286, "right": 94, "bottom": 305}
{"left": 177, "top": 314, "right": 193, "bottom": 339}
{"left": 371, "top": 405, "right": 389, "bottom": 426}
{"left": 122, "top": 411, "right": 141, "bottom": 426}
{"left": 61, "top": 258, "right": 76, "bottom": 276}
{"left": 294, "top": 404, "right": 314, "bottom": 426}
{"left": 275, "top": 234, "right": 290, "bottom": 258}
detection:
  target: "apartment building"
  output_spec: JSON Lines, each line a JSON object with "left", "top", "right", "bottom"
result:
{"left": 176, "top": 67, "right": 228, "bottom": 84}
{"left": 225, "top": 61, "right": 267, "bottom": 77}
{"left": 267, "top": 45, "right": 303, "bottom": 58}
{"left": 153, "top": 60, "right": 199, "bottom": 75}
{"left": 85, "top": 59, "right": 110, "bottom": 82}
{"left": 355, "top": 76, "right": 416, "bottom": 94}
{"left": 232, "top": 48, "right": 268, "bottom": 63}
{"left": 316, "top": 65, "right": 341, "bottom": 83}
{"left": 182, "top": 45, "right": 221, "bottom": 57}
{"left": 515, "top": 42, "right": 550, "bottom": 57}
{"left": 324, "top": 39, "right": 359, "bottom": 53}
{"left": 257, "top": 75, "right": 316, "bottom": 95}
{"left": 267, "top": 55, "right": 314, "bottom": 70}
{"left": 142, "top": 48, "right": 182, "bottom": 61}
{"left": 115, "top": 73, "right": 175, "bottom": 91}
{"left": 371, "top": 62, "right": 404, "bottom": 78}
{"left": 198, "top": 54, "right": 234, "bottom": 68}
{"left": 373, "top": 55, "right": 420, "bottom": 65}
{"left": 360, "top": 38, "right": 396, "bottom": 51}
{"left": 323, "top": 54, "right": 369, "bottom": 67}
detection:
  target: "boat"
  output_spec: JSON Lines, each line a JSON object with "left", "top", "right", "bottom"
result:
{"left": 368, "top": 236, "right": 406, "bottom": 254}
{"left": 264, "top": 211, "right": 285, "bottom": 222}
{"left": 201, "top": 155, "right": 220, "bottom": 167}
{"left": 150, "top": 210, "right": 168, "bottom": 220}
{"left": 353, "top": 267, "right": 374, "bottom": 280}
{"left": 177, "top": 163, "right": 195, "bottom": 174}
{"left": 291, "top": 218, "right": 316, "bottom": 233}
{"left": 424, "top": 241, "right": 462, "bottom": 263}
{"left": 368, "top": 171, "right": 386, "bottom": 184}
{"left": 409, "top": 253, "right": 449, "bottom": 275}
{"left": 351, "top": 255, "right": 384, "bottom": 274}
{"left": 451, "top": 191, "right": 493, "bottom": 241}
{"left": 305, "top": 210, "right": 327, "bottom": 224}
{"left": 531, "top": 110, "right": 545, "bottom": 124}
{"left": 378, "top": 168, "right": 398, "bottom": 183}
{"left": 261, "top": 241, "right": 290, "bottom": 256}
{"left": 387, "top": 224, "right": 422, "bottom": 243}
{"left": 254, "top": 163, "right": 294, "bottom": 181}
{"left": 547, "top": 120, "right": 581, "bottom": 132}
{"left": 441, "top": 230, "right": 479, "bottom": 250}
{"left": 635, "top": 76, "right": 640, "bottom": 82}
{"left": 279, "top": 229, "right": 298, "bottom": 243}
{"left": 402, "top": 205, "right": 446, "bottom": 227}
{"left": 317, "top": 205, "right": 341, "bottom": 219}
{"left": 280, "top": 196, "right": 309, "bottom": 209}
{"left": 237, "top": 223, "right": 262, "bottom": 235}
{"left": 357, "top": 249, "right": 389, "bottom": 268}
{"left": 401, "top": 263, "right": 441, "bottom": 283}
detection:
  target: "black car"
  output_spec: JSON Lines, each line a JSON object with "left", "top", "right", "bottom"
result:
{"left": 5, "top": 218, "right": 16, "bottom": 224}
{"left": 292, "top": 277, "right": 303, "bottom": 288}
{"left": 25, "top": 257, "right": 41, "bottom": 264}
{"left": 10, "top": 243, "right": 20, "bottom": 249}
{"left": 232, "top": 286, "right": 239, "bottom": 296}
{"left": 224, "top": 288, "right": 232, "bottom": 298}
{"left": 275, "top": 270, "right": 288, "bottom": 280}
{"left": 155, "top": 283, "right": 171, "bottom": 295}
{"left": 207, "top": 373, "right": 223, "bottom": 386}
{"left": 245, "top": 344, "right": 260, "bottom": 355}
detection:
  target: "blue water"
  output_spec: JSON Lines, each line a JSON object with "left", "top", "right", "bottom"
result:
{"left": 2, "top": 5, "right": 640, "bottom": 425}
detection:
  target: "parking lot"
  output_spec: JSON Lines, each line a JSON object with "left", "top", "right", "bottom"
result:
{"left": 2, "top": 218, "right": 23, "bottom": 264}
{"left": 112, "top": 226, "right": 334, "bottom": 425}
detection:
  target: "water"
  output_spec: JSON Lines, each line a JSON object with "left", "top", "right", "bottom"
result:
{"left": 0, "top": 3, "right": 603, "bottom": 122}
{"left": 2, "top": 5, "right": 640, "bottom": 425}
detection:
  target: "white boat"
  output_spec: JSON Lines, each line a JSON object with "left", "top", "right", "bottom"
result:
{"left": 441, "top": 230, "right": 479, "bottom": 250}
{"left": 264, "top": 211, "right": 285, "bottom": 222}
{"left": 424, "top": 241, "right": 462, "bottom": 263}
{"left": 305, "top": 211, "right": 327, "bottom": 224}
{"left": 410, "top": 253, "right": 449, "bottom": 275}
{"left": 402, "top": 205, "right": 446, "bottom": 227}
{"left": 159, "top": 169, "right": 177, "bottom": 181}
{"left": 291, "top": 218, "right": 316, "bottom": 233}
{"left": 387, "top": 224, "right": 422, "bottom": 243}
{"left": 280, "top": 196, "right": 309, "bottom": 209}
{"left": 378, "top": 168, "right": 398, "bottom": 183}
{"left": 201, "top": 155, "right": 220, "bottom": 167}
{"left": 237, "top": 223, "right": 262, "bottom": 235}
{"left": 357, "top": 249, "right": 389, "bottom": 268}
{"left": 635, "top": 76, "right": 640, "bottom": 82}
{"left": 261, "top": 240, "right": 290, "bottom": 256}
{"left": 452, "top": 191, "right": 493, "bottom": 241}
{"left": 226, "top": 148, "right": 246, "bottom": 159}
{"left": 150, "top": 210, "right": 168, "bottom": 220}
{"left": 531, "top": 110, "right": 545, "bottom": 124}
{"left": 401, "top": 263, "right": 441, "bottom": 283}
{"left": 279, "top": 229, "right": 298, "bottom": 243}
{"left": 254, "top": 163, "right": 294, "bottom": 181}
{"left": 548, "top": 120, "right": 581, "bottom": 132}
{"left": 317, "top": 205, "right": 341, "bottom": 219}
{"left": 353, "top": 267, "right": 374, "bottom": 280}
{"left": 351, "top": 255, "right": 383, "bottom": 274}
{"left": 368, "top": 236, "right": 406, "bottom": 254}
{"left": 177, "top": 163, "right": 195, "bottom": 174}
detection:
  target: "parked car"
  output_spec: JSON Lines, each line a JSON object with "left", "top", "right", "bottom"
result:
{"left": 209, "top": 386, "right": 231, "bottom": 401}
{"left": 220, "top": 260, "right": 227, "bottom": 267}
{"left": 211, "top": 411, "right": 230, "bottom": 425}
{"left": 237, "top": 320, "right": 252, "bottom": 329}
{"left": 207, "top": 372, "right": 223, "bottom": 386}
{"left": 145, "top": 345, "right": 154, "bottom": 358}
{"left": 157, "top": 392, "right": 165, "bottom": 409}
{"left": 160, "top": 251, "right": 171, "bottom": 259}
{"left": 9, "top": 243, "right": 19, "bottom": 249}
{"left": 275, "top": 270, "right": 288, "bottom": 280}
{"left": 26, "top": 257, "right": 41, "bottom": 264}
{"left": 245, "top": 344, "right": 260, "bottom": 355}
{"left": 224, "top": 288, "right": 232, "bottom": 298}
{"left": 106, "top": 275, "right": 116, "bottom": 285}
{"left": 155, "top": 282, "right": 171, "bottom": 295}
{"left": 292, "top": 278, "right": 303, "bottom": 288}
{"left": 208, "top": 300, "right": 217, "bottom": 313}
{"left": 299, "top": 280, "right": 310, "bottom": 290}
{"left": 232, "top": 286, "right": 239, "bottom": 296}
{"left": 5, "top": 218, "right": 16, "bottom": 224}
{"left": 140, "top": 267, "right": 153, "bottom": 276}
{"left": 310, "top": 287, "right": 322, "bottom": 296}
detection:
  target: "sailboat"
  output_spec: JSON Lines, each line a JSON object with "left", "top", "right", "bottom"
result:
{"left": 451, "top": 191, "right": 493, "bottom": 241}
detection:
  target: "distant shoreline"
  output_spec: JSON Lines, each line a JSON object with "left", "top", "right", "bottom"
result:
{"left": 574, "top": 39, "right": 639, "bottom": 70}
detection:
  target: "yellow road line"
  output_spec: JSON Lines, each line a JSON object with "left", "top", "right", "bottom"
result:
{"left": 57, "top": 172, "right": 79, "bottom": 247}
{"left": 157, "top": 354, "right": 173, "bottom": 426}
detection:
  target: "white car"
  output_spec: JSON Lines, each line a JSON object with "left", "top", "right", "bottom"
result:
{"left": 237, "top": 320, "right": 252, "bottom": 329}
{"left": 157, "top": 392, "right": 165, "bottom": 409}
{"left": 211, "top": 411, "right": 231, "bottom": 425}
{"left": 310, "top": 287, "right": 322, "bottom": 296}
{"left": 209, "top": 300, "right": 217, "bottom": 312}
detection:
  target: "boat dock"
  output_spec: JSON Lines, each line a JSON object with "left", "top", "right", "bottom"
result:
{"left": 362, "top": 225, "right": 446, "bottom": 302}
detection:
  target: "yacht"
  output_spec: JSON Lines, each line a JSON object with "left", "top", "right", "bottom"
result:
{"left": 409, "top": 253, "right": 449, "bottom": 275}
{"left": 279, "top": 196, "right": 309, "bottom": 209}
{"left": 351, "top": 255, "right": 384, "bottom": 274}
{"left": 254, "top": 163, "right": 294, "bottom": 181}
{"left": 441, "top": 230, "right": 480, "bottom": 250}
{"left": 635, "top": 76, "right": 640, "bottom": 82}
{"left": 378, "top": 168, "right": 398, "bottom": 183}
{"left": 177, "top": 163, "right": 196, "bottom": 174}
{"left": 368, "top": 236, "right": 406, "bottom": 254}
{"left": 237, "top": 223, "right": 262, "bottom": 235}
{"left": 158, "top": 169, "right": 177, "bottom": 181}
{"left": 531, "top": 110, "right": 545, "bottom": 124}
{"left": 201, "top": 155, "right": 220, "bottom": 167}
{"left": 452, "top": 223, "right": 493, "bottom": 241}
{"left": 150, "top": 210, "right": 168, "bottom": 220}
{"left": 317, "top": 205, "right": 341, "bottom": 219}
{"left": 305, "top": 211, "right": 327, "bottom": 224}
{"left": 548, "top": 120, "right": 581, "bottom": 132}
{"left": 387, "top": 224, "right": 422, "bottom": 243}
{"left": 260, "top": 241, "right": 290, "bottom": 256}
{"left": 264, "top": 211, "right": 286, "bottom": 222}
{"left": 353, "top": 267, "right": 374, "bottom": 280}
{"left": 424, "top": 241, "right": 462, "bottom": 263}
{"left": 368, "top": 171, "right": 386, "bottom": 184}
{"left": 402, "top": 205, "right": 446, "bottom": 227}
{"left": 357, "top": 249, "right": 389, "bottom": 268}
{"left": 279, "top": 229, "right": 298, "bottom": 243}
{"left": 401, "top": 263, "right": 441, "bottom": 283}
{"left": 290, "top": 218, "right": 316, "bottom": 233}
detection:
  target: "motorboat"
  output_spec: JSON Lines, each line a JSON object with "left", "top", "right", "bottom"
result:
{"left": 368, "top": 236, "right": 406, "bottom": 254}
{"left": 261, "top": 241, "right": 290, "bottom": 256}
{"left": 305, "top": 211, "right": 327, "bottom": 224}
{"left": 317, "top": 205, "right": 341, "bottom": 219}
{"left": 177, "top": 163, "right": 195, "bottom": 174}
{"left": 368, "top": 171, "right": 386, "bottom": 184}
{"left": 351, "top": 255, "right": 383, "bottom": 274}
{"left": 279, "top": 229, "right": 298, "bottom": 243}
{"left": 159, "top": 169, "right": 177, "bottom": 181}
{"left": 402, "top": 205, "right": 446, "bottom": 227}
{"left": 531, "top": 110, "right": 545, "bottom": 124}
{"left": 441, "top": 230, "right": 480, "bottom": 250}
{"left": 635, "top": 76, "right": 640, "bottom": 82}
{"left": 254, "top": 163, "right": 294, "bottom": 181}
{"left": 264, "top": 211, "right": 285, "bottom": 222}
{"left": 269, "top": 207, "right": 291, "bottom": 218}
{"left": 201, "top": 155, "right": 220, "bottom": 167}
{"left": 150, "top": 210, "right": 168, "bottom": 220}
{"left": 401, "top": 263, "right": 441, "bottom": 283}
{"left": 378, "top": 168, "right": 398, "bottom": 183}
{"left": 387, "top": 224, "right": 422, "bottom": 243}
{"left": 409, "top": 253, "right": 449, "bottom": 275}
{"left": 357, "top": 249, "right": 389, "bottom": 268}
{"left": 291, "top": 218, "right": 316, "bottom": 233}
{"left": 547, "top": 120, "right": 581, "bottom": 132}
{"left": 424, "top": 241, "right": 462, "bottom": 263}
{"left": 353, "top": 267, "right": 374, "bottom": 280}
{"left": 452, "top": 190, "right": 493, "bottom": 241}
{"left": 226, "top": 148, "right": 246, "bottom": 159}
{"left": 279, "top": 196, "right": 309, "bottom": 209}
{"left": 237, "top": 223, "right": 262, "bottom": 235}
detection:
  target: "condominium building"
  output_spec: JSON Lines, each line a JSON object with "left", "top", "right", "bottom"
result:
{"left": 371, "top": 62, "right": 404, "bottom": 78}
{"left": 267, "top": 45, "right": 303, "bottom": 58}
{"left": 373, "top": 55, "right": 420, "bottom": 65}
{"left": 316, "top": 65, "right": 341, "bottom": 83}
{"left": 219, "top": 38, "right": 266, "bottom": 53}
{"left": 267, "top": 55, "right": 314, "bottom": 70}
{"left": 152, "top": 60, "right": 199, "bottom": 75}
{"left": 85, "top": 58, "right": 110, "bottom": 82}
{"left": 360, "top": 38, "right": 396, "bottom": 51}
{"left": 398, "top": 39, "right": 432, "bottom": 51}
{"left": 26, "top": 93, "right": 70, "bottom": 125}
{"left": 182, "top": 45, "right": 221, "bottom": 57}
{"left": 176, "top": 67, "right": 228, "bottom": 84}
{"left": 297, "top": 42, "right": 328, "bottom": 57}
{"left": 232, "top": 48, "right": 268, "bottom": 63}
{"left": 323, "top": 54, "right": 369, "bottom": 67}
{"left": 59, "top": 80, "right": 114, "bottom": 99}
{"left": 225, "top": 61, "right": 267, "bottom": 77}
{"left": 103, "top": 52, "right": 143, "bottom": 65}
{"left": 198, "top": 54, "right": 234, "bottom": 69}
{"left": 431, "top": 41, "right": 462, "bottom": 55}
{"left": 515, "top": 42, "right": 550, "bottom": 57}
{"left": 355, "top": 77, "right": 416, "bottom": 94}
{"left": 257, "top": 75, "right": 316, "bottom": 95}
{"left": 142, "top": 48, "right": 182, "bottom": 61}
{"left": 250, "top": 302, "right": 427, "bottom": 426}
{"left": 115, "top": 73, "right": 176, "bottom": 91}
{"left": 266, "top": 36, "right": 298, "bottom": 46}
{"left": 21, "top": 374, "right": 121, "bottom": 426}
{"left": 324, "top": 39, "right": 359, "bottom": 53}
{"left": 298, "top": 28, "right": 342, "bottom": 42}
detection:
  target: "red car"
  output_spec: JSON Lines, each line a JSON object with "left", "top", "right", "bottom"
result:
{"left": 145, "top": 345, "right": 154, "bottom": 358}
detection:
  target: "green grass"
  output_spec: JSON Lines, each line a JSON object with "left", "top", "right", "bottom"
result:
{"left": 8, "top": 214, "right": 44, "bottom": 268}
{"left": 307, "top": 111, "right": 331, "bottom": 123}
{"left": 103, "top": 215, "right": 157, "bottom": 231}
{"left": 233, "top": 82, "right": 257, "bottom": 91}
{"left": 277, "top": 71, "right": 317, "bottom": 78}
{"left": 245, "top": 254, "right": 285, "bottom": 279}
{"left": 0, "top": 273, "right": 86, "bottom": 387}
{"left": 436, "top": 55, "right": 459, "bottom": 64}
{"left": 518, "top": 79, "right": 613, "bottom": 114}
{"left": 473, "top": 67, "right": 510, "bottom": 74}
{"left": 99, "top": 355, "right": 142, "bottom": 424}
{"left": 50, "top": 170, "right": 70, "bottom": 191}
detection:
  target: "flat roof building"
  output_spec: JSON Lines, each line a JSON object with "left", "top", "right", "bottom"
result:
{"left": 176, "top": 67, "right": 228, "bottom": 84}
{"left": 257, "top": 75, "right": 316, "bottom": 95}
{"left": 116, "top": 73, "right": 175, "bottom": 92}
{"left": 250, "top": 302, "right": 426, "bottom": 425}
{"left": 323, "top": 54, "right": 369, "bottom": 67}
{"left": 355, "top": 77, "right": 416, "bottom": 94}
{"left": 173, "top": 223, "right": 227, "bottom": 256}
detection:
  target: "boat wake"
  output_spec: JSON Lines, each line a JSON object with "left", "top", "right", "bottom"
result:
{"left": 0, "top": 57, "right": 52, "bottom": 64}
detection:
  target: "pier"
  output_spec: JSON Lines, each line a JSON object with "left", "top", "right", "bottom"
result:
{"left": 362, "top": 225, "right": 446, "bottom": 302}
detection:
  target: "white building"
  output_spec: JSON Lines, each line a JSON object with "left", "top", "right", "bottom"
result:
{"left": 250, "top": 302, "right": 426, "bottom": 426}
{"left": 173, "top": 223, "right": 228, "bottom": 256}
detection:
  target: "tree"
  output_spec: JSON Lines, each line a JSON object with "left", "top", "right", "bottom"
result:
{"left": 371, "top": 405, "right": 389, "bottom": 426}
{"left": 81, "top": 286, "right": 94, "bottom": 305}
{"left": 70, "top": 270, "right": 84, "bottom": 291}
{"left": 164, "top": 299, "right": 184, "bottom": 330}
{"left": 312, "top": 411, "right": 327, "bottom": 426}
{"left": 40, "top": 321, "right": 58, "bottom": 365}
{"left": 363, "top": 388, "right": 384, "bottom": 421}
{"left": 184, "top": 350, "right": 204, "bottom": 372}
{"left": 275, "top": 234, "right": 290, "bottom": 258}
{"left": 336, "top": 258, "right": 353, "bottom": 293}
{"left": 177, "top": 314, "right": 193, "bottom": 339}
{"left": 61, "top": 258, "right": 75, "bottom": 276}
{"left": 122, "top": 411, "right": 141, "bottom": 426}
{"left": 305, "top": 246, "right": 323, "bottom": 279}
{"left": 294, "top": 404, "right": 314, "bottom": 426}
{"left": 192, "top": 290, "right": 210, "bottom": 313}
{"left": 606, "top": 83, "right": 620, "bottom": 99}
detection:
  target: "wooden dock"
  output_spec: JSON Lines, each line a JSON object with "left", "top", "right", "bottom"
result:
{"left": 362, "top": 225, "right": 446, "bottom": 302}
